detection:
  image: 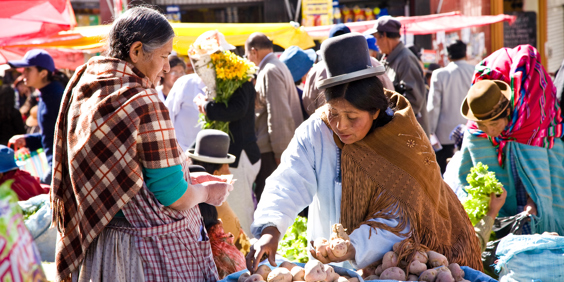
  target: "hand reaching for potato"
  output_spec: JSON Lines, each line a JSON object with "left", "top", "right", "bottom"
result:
{"left": 310, "top": 238, "right": 355, "bottom": 264}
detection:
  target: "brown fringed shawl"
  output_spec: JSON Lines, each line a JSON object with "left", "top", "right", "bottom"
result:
{"left": 322, "top": 90, "right": 482, "bottom": 270}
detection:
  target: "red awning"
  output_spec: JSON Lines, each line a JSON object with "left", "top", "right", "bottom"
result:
{"left": 0, "top": 0, "right": 76, "bottom": 46}
{"left": 304, "top": 11, "right": 516, "bottom": 39}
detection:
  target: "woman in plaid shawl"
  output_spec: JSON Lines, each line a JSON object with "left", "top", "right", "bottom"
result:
{"left": 51, "top": 7, "right": 232, "bottom": 282}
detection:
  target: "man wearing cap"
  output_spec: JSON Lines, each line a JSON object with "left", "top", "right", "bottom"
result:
{"left": 279, "top": 46, "right": 317, "bottom": 120}
{"left": 7, "top": 49, "right": 65, "bottom": 185}
{"left": 245, "top": 32, "right": 303, "bottom": 204}
{"left": 426, "top": 40, "right": 475, "bottom": 173}
{"left": 302, "top": 24, "right": 393, "bottom": 116}
{"left": 368, "top": 16, "right": 429, "bottom": 134}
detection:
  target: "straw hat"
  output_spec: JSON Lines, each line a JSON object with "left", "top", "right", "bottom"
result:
{"left": 461, "top": 80, "right": 512, "bottom": 121}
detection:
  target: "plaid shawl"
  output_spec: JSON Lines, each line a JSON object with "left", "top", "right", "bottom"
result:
{"left": 51, "top": 57, "right": 183, "bottom": 281}
{"left": 467, "top": 45, "right": 564, "bottom": 166}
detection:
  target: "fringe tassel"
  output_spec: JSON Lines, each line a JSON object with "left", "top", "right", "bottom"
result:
{"left": 51, "top": 195, "right": 66, "bottom": 235}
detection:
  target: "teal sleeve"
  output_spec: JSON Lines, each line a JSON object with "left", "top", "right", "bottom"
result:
{"left": 142, "top": 164, "right": 188, "bottom": 206}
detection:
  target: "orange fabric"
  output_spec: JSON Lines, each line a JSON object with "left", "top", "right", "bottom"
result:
{"left": 209, "top": 222, "right": 246, "bottom": 279}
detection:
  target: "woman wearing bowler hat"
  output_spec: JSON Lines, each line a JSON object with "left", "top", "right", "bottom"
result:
{"left": 247, "top": 33, "right": 482, "bottom": 273}
{"left": 452, "top": 45, "right": 564, "bottom": 236}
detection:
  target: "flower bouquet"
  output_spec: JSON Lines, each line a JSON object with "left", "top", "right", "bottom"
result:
{"left": 188, "top": 30, "right": 257, "bottom": 134}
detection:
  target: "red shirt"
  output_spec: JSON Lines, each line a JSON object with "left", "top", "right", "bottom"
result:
{"left": 0, "top": 169, "right": 49, "bottom": 201}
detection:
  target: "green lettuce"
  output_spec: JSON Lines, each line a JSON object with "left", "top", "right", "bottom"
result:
{"left": 278, "top": 216, "right": 309, "bottom": 263}
{"left": 463, "top": 162, "right": 504, "bottom": 225}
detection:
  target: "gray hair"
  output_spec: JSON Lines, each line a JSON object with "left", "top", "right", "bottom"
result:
{"left": 106, "top": 6, "right": 175, "bottom": 60}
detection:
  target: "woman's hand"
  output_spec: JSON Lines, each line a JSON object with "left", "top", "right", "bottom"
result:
{"left": 8, "top": 135, "right": 26, "bottom": 151}
{"left": 203, "top": 181, "right": 233, "bottom": 206}
{"left": 309, "top": 239, "right": 356, "bottom": 264}
{"left": 525, "top": 195, "right": 538, "bottom": 216}
{"left": 193, "top": 94, "right": 208, "bottom": 115}
{"left": 486, "top": 186, "right": 507, "bottom": 218}
{"left": 246, "top": 226, "right": 280, "bottom": 272}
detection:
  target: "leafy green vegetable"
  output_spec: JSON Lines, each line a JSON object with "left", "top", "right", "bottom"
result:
{"left": 278, "top": 216, "right": 309, "bottom": 263}
{"left": 463, "top": 162, "right": 504, "bottom": 225}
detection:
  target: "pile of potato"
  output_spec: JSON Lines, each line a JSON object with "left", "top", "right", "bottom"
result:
{"left": 238, "top": 261, "right": 360, "bottom": 282}
{"left": 358, "top": 241, "right": 469, "bottom": 282}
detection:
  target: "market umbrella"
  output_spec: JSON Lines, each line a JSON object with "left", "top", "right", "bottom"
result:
{"left": 0, "top": 0, "right": 76, "bottom": 46}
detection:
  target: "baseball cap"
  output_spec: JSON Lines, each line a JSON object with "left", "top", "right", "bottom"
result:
{"left": 0, "top": 145, "right": 19, "bottom": 174}
{"left": 8, "top": 49, "right": 55, "bottom": 72}
{"left": 279, "top": 46, "right": 317, "bottom": 83}
{"left": 329, "top": 23, "right": 351, "bottom": 38}
{"left": 364, "top": 34, "right": 379, "bottom": 52}
{"left": 365, "top": 16, "right": 401, "bottom": 35}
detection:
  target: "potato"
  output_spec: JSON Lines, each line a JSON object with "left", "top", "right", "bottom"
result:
{"left": 330, "top": 238, "right": 348, "bottom": 257}
{"left": 409, "top": 259, "right": 427, "bottom": 275}
{"left": 420, "top": 269, "right": 438, "bottom": 282}
{"left": 364, "top": 274, "right": 380, "bottom": 280}
{"left": 256, "top": 265, "right": 272, "bottom": 281}
{"left": 448, "top": 263, "right": 465, "bottom": 281}
{"left": 290, "top": 266, "right": 305, "bottom": 281}
{"left": 379, "top": 267, "right": 405, "bottom": 280}
{"left": 267, "top": 268, "right": 292, "bottom": 282}
{"left": 247, "top": 273, "right": 266, "bottom": 282}
{"left": 347, "top": 278, "right": 359, "bottom": 282}
{"left": 382, "top": 251, "right": 399, "bottom": 270}
{"left": 374, "top": 265, "right": 383, "bottom": 276}
{"left": 238, "top": 272, "right": 251, "bottom": 282}
{"left": 314, "top": 238, "right": 330, "bottom": 258}
{"left": 435, "top": 270, "right": 455, "bottom": 282}
{"left": 279, "top": 261, "right": 297, "bottom": 271}
{"left": 304, "top": 260, "right": 327, "bottom": 282}
{"left": 407, "top": 274, "right": 419, "bottom": 281}
{"left": 324, "top": 265, "right": 340, "bottom": 282}
{"left": 415, "top": 251, "right": 429, "bottom": 264}
{"left": 427, "top": 251, "right": 448, "bottom": 268}
{"left": 336, "top": 277, "right": 348, "bottom": 282}
{"left": 331, "top": 223, "right": 350, "bottom": 241}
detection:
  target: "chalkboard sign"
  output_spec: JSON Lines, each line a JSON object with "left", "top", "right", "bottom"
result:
{"left": 503, "top": 12, "right": 537, "bottom": 48}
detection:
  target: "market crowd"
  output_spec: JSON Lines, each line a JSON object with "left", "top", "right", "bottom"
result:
{"left": 1, "top": 5, "right": 564, "bottom": 282}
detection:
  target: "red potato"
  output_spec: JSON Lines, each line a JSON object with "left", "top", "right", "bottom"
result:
{"left": 247, "top": 274, "right": 266, "bottom": 282}
{"left": 364, "top": 274, "right": 379, "bottom": 280}
{"left": 409, "top": 259, "right": 427, "bottom": 275}
{"left": 407, "top": 274, "right": 419, "bottom": 281}
{"left": 379, "top": 267, "right": 406, "bottom": 280}
{"left": 304, "top": 261, "right": 327, "bottom": 282}
{"left": 290, "top": 266, "right": 305, "bottom": 281}
{"left": 427, "top": 251, "right": 448, "bottom": 268}
{"left": 382, "top": 251, "right": 399, "bottom": 270}
{"left": 256, "top": 265, "right": 272, "bottom": 280}
{"left": 448, "top": 263, "right": 465, "bottom": 281}
{"left": 267, "top": 268, "right": 292, "bottom": 282}
{"left": 324, "top": 265, "right": 340, "bottom": 282}
{"left": 415, "top": 251, "right": 429, "bottom": 264}
{"left": 435, "top": 266, "right": 450, "bottom": 274}
{"left": 435, "top": 271, "right": 455, "bottom": 282}
{"left": 279, "top": 262, "right": 297, "bottom": 271}
{"left": 330, "top": 238, "right": 348, "bottom": 257}
{"left": 331, "top": 223, "right": 350, "bottom": 241}
{"left": 314, "top": 238, "right": 330, "bottom": 258}
{"left": 374, "top": 265, "right": 384, "bottom": 276}
{"left": 420, "top": 268, "right": 438, "bottom": 282}
{"left": 238, "top": 272, "right": 251, "bottom": 282}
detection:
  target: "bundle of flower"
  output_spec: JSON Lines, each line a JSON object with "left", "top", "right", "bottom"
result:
{"left": 188, "top": 31, "right": 256, "bottom": 134}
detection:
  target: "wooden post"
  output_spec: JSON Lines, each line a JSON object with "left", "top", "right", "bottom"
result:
{"left": 539, "top": 0, "right": 548, "bottom": 67}
{"left": 490, "top": 0, "right": 504, "bottom": 53}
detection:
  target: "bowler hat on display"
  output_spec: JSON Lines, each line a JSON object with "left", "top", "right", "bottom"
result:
{"left": 365, "top": 16, "right": 401, "bottom": 35}
{"left": 461, "top": 80, "right": 512, "bottom": 121}
{"left": 279, "top": 46, "right": 317, "bottom": 83}
{"left": 187, "top": 129, "right": 236, "bottom": 164}
{"left": 316, "top": 33, "right": 385, "bottom": 90}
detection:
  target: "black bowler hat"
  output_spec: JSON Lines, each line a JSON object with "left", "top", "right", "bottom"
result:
{"left": 187, "top": 129, "right": 236, "bottom": 164}
{"left": 316, "top": 33, "right": 385, "bottom": 90}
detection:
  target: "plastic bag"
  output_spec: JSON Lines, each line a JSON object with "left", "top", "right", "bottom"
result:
{"left": 482, "top": 212, "right": 530, "bottom": 278}
{"left": 0, "top": 179, "right": 47, "bottom": 281}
